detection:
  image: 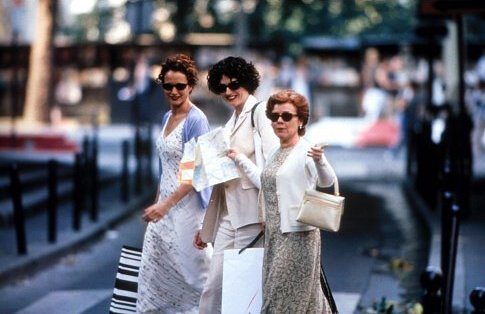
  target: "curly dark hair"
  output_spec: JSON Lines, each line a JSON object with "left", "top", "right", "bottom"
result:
{"left": 266, "top": 89, "right": 309, "bottom": 136}
{"left": 207, "top": 56, "right": 260, "bottom": 95}
{"left": 156, "top": 54, "right": 198, "bottom": 87}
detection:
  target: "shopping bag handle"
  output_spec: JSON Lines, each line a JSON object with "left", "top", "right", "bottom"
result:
{"left": 238, "top": 231, "right": 264, "bottom": 255}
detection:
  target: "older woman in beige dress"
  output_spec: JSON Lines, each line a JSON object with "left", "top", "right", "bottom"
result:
{"left": 228, "top": 89, "right": 337, "bottom": 313}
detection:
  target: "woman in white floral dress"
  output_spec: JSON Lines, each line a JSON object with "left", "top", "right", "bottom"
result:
{"left": 137, "top": 54, "right": 212, "bottom": 314}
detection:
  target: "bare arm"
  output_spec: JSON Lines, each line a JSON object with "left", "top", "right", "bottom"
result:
{"left": 143, "top": 183, "right": 193, "bottom": 222}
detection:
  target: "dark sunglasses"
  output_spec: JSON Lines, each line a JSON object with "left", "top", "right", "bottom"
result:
{"left": 214, "top": 80, "right": 241, "bottom": 93}
{"left": 268, "top": 112, "right": 298, "bottom": 122}
{"left": 162, "top": 83, "right": 188, "bottom": 91}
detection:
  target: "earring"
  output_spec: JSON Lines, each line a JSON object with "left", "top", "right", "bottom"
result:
{"left": 299, "top": 125, "right": 303, "bottom": 130}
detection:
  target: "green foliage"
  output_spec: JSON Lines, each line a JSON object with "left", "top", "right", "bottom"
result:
{"left": 59, "top": 6, "right": 115, "bottom": 42}
{"left": 58, "top": 0, "right": 481, "bottom": 56}
{"left": 59, "top": 0, "right": 419, "bottom": 43}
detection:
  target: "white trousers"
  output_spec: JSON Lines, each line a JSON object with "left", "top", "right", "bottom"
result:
{"left": 198, "top": 210, "right": 262, "bottom": 314}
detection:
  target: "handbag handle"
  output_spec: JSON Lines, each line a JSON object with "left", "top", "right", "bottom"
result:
{"left": 318, "top": 175, "right": 340, "bottom": 196}
{"left": 333, "top": 176, "right": 340, "bottom": 196}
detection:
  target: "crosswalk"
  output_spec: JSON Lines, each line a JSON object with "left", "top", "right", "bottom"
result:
{"left": 14, "top": 290, "right": 360, "bottom": 314}
{"left": 14, "top": 289, "right": 112, "bottom": 314}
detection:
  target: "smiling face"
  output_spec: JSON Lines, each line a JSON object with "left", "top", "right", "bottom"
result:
{"left": 163, "top": 70, "right": 192, "bottom": 109}
{"left": 271, "top": 102, "right": 302, "bottom": 147}
{"left": 218, "top": 75, "right": 250, "bottom": 113}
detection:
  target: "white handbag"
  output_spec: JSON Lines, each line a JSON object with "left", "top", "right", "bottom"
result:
{"left": 296, "top": 176, "right": 345, "bottom": 232}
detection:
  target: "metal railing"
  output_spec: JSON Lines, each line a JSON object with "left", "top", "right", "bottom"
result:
{"left": 7, "top": 130, "right": 153, "bottom": 255}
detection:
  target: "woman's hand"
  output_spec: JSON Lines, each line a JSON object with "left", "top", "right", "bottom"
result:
{"left": 307, "top": 144, "right": 328, "bottom": 162}
{"left": 227, "top": 148, "right": 240, "bottom": 160}
{"left": 193, "top": 230, "right": 208, "bottom": 250}
{"left": 142, "top": 201, "right": 171, "bottom": 222}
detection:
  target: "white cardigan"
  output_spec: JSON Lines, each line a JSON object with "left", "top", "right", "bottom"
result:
{"left": 234, "top": 137, "right": 336, "bottom": 233}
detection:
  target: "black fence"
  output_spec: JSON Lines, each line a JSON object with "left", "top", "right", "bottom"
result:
{"left": 3, "top": 129, "right": 153, "bottom": 256}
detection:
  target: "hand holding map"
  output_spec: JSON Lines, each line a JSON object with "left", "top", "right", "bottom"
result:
{"left": 179, "top": 127, "right": 240, "bottom": 191}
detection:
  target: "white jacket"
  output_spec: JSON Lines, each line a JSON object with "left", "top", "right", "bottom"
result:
{"left": 200, "top": 95, "right": 279, "bottom": 243}
{"left": 235, "top": 137, "right": 336, "bottom": 233}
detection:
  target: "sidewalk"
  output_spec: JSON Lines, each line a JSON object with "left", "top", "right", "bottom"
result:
{"left": 0, "top": 123, "right": 157, "bottom": 285}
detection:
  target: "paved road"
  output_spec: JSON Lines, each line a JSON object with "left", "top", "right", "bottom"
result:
{"left": 0, "top": 210, "right": 145, "bottom": 314}
{"left": 0, "top": 144, "right": 431, "bottom": 314}
{"left": 0, "top": 180, "right": 420, "bottom": 314}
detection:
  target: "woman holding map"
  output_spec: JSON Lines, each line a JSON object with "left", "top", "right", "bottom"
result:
{"left": 136, "top": 54, "right": 212, "bottom": 313}
{"left": 193, "top": 56, "right": 278, "bottom": 314}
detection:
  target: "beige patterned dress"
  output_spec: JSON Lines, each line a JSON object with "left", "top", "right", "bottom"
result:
{"left": 261, "top": 146, "right": 331, "bottom": 314}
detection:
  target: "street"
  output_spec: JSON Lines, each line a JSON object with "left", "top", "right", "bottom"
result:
{"left": 0, "top": 137, "right": 430, "bottom": 313}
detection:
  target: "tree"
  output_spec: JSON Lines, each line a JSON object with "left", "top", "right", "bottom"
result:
{"left": 23, "top": 0, "right": 57, "bottom": 123}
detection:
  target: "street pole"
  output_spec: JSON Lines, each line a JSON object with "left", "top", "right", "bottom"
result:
{"left": 10, "top": 31, "right": 19, "bottom": 148}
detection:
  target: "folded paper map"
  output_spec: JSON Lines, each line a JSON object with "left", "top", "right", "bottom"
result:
{"left": 178, "top": 127, "right": 240, "bottom": 191}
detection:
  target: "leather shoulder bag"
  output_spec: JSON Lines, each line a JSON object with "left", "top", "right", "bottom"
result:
{"left": 296, "top": 176, "right": 345, "bottom": 232}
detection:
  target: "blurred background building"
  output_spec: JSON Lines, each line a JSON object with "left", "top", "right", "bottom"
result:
{"left": 0, "top": 0, "right": 483, "bottom": 129}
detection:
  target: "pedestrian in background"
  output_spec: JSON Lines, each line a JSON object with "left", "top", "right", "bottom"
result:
{"left": 469, "top": 78, "right": 485, "bottom": 156}
{"left": 193, "top": 56, "right": 278, "bottom": 314}
{"left": 137, "top": 53, "right": 212, "bottom": 313}
{"left": 388, "top": 79, "right": 421, "bottom": 159}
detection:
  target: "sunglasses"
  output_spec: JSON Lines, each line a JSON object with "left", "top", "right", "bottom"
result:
{"left": 162, "top": 83, "right": 188, "bottom": 91}
{"left": 268, "top": 112, "right": 298, "bottom": 122}
{"left": 214, "top": 80, "right": 241, "bottom": 93}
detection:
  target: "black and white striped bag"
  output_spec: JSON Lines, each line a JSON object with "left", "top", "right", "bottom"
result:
{"left": 109, "top": 246, "right": 142, "bottom": 314}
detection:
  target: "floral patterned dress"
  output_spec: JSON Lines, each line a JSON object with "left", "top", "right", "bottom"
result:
{"left": 260, "top": 146, "right": 331, "bottom": 314}
{"left": 137, "top": 119, "right": 211, "bottom": 314}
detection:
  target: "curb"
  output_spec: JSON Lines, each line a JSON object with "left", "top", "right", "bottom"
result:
{"left": 0, "top": 188, "right": 155, "bottom": 285}
{"left": 401, "top": 180, "right": 466, "bottom": 312}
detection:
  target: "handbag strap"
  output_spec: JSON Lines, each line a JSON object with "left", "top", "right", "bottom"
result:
{"left": 238, "top": 230, "right": 264, "bottom": 254}
{"left": 316, "top": 175, "right": 340, "bottom": 196}
{"left": 333, "top": 175, "right": 340, "bottom": 196}
{"left": 320, "top": 263, "right": 339, "bottom": 314}
{"left": 251, "top": 101, "right": 262, "bottom": 128}
{"left": 251, "top": 101, "right": 265, "bottom": 169}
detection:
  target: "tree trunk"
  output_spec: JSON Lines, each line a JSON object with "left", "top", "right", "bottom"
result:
{"left": 23, "top": 0, "right": 56, "bottom": 123}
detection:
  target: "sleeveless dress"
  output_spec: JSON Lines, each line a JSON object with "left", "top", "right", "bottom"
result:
{"left": 137, "top": 119, "right": 212, "bottom": 314}
{"left": 260, "top": 146, "right": 331, "bottom": 314}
